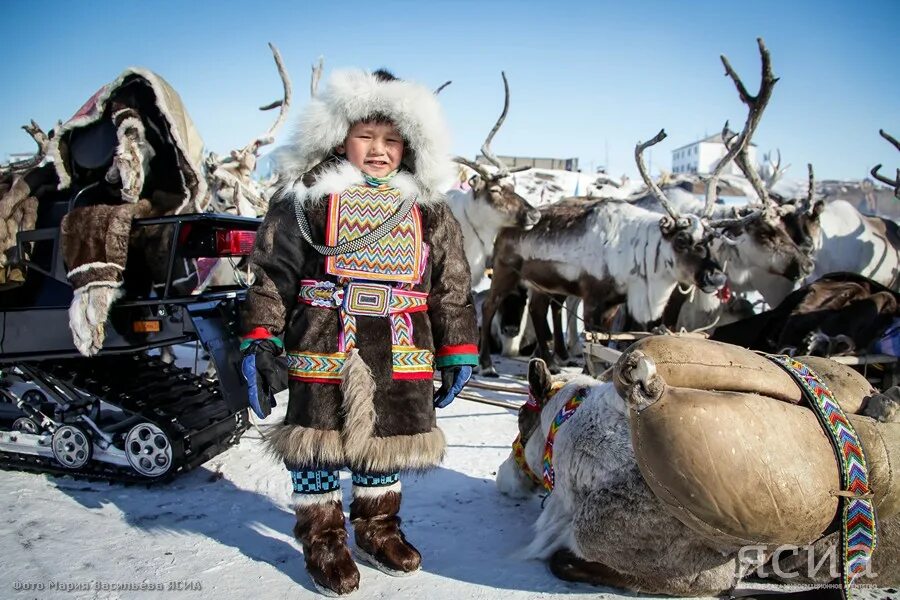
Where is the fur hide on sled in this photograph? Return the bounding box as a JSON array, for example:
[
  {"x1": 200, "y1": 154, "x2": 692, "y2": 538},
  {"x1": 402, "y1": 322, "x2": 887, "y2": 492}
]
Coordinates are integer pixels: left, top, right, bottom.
[{"x1": 0, "y1": 69, "x2": 207, "y2": 355}]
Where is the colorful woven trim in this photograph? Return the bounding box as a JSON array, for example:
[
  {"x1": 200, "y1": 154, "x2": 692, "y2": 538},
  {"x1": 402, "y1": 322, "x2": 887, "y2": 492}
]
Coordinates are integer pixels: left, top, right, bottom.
[
  {"x1": 392, "y1": 345, "x2": 434, "y2": 380},
  {"x1": 435, "y1": 344, "x2": 479, "y2": 368},
  {"x1": 769, "y1": 355, "x2": 876, "y2": 597},
  {"x1": 541, "y1": 387, "x2": 588, "y2": 491},
  {"x1": 351, "y1": 471, "x2": 399, "y2": 487},
  {"x1": 325, "y1": 186, "x2": 423, "y2": 283},
  {"x1": 512, "y1": 434, "x2": 543, "y2": 488},
  {"x1": 391, "y1": 313, "x2": 414, "y2": 346},
  {"x1": 290, "y1": 468, "x2": 341, "y2": 494},
  {"x1": 239, "y1": 327, "x2": 284, "y2": 352},
  {"x1": 287, "y1": 351, "x2": 346, "y2": 384},
  {"x1": 512, "y1": 380, "x2": 571, "y2": 490}
]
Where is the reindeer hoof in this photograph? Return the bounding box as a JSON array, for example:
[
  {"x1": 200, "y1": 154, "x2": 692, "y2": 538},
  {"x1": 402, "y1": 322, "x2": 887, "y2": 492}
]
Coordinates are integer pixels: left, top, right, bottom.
[{"x1": 480, "y1": 365, "x2": 499, "y2": 378}]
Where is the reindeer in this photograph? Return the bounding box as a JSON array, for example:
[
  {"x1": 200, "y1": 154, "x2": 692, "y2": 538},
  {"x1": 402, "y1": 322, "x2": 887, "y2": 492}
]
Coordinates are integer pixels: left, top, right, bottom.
[
  {"x1": 485, "y1": 40, "x2": 780, "y2": 372},
  {"x1": 447, "y1": 72, "x2": 541, "y2": 288},
  {"x1": 161, "y1": 45, "x2": 292, "y2": 371},
  {"x1": 477, "y1": 138, "x2": 748, "y2": 375},
  {"x1": 750, "y1": 130, "x2": 900, "y2": 307}
]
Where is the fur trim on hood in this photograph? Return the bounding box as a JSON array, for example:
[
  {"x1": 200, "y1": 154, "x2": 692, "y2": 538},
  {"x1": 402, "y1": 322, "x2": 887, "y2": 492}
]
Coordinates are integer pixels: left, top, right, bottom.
[
  {"x1": 289, "y1": 160, "x2": 430, "y2": 207},
  {"x1": 279, "y1": 69, "x2": 454, "y2": 199}
]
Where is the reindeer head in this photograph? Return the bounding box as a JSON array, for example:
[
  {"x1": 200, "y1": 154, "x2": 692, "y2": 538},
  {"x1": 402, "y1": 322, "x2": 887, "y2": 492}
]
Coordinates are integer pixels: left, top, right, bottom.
[
  {"x1": 496, "y1": 358, "x2": 562, "y2": 497},
  {"x1": 457, "y1": 162, "x2": 542, "y2": 230},
  {"x1": 454, "y1": 72, "x2": 541, "y2": 231},
  {"x1": 642, "y1": 39, "x2": 815, "y2": 292},
  {"x1": 660, "y1": 213, "x2": 728, "y2": 293},
  {"x1": 716, "y1": 201, "x2": 816, "y2": 282}
]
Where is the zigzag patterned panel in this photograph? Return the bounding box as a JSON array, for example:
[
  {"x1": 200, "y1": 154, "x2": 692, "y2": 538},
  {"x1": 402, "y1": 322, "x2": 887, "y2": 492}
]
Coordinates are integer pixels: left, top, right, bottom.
[{"x1": 325, "y1": 186, "x2": 423, "y2": 283}]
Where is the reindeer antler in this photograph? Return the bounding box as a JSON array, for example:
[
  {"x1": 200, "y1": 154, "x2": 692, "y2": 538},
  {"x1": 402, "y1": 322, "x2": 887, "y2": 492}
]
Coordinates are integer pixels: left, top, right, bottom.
[
  {"x1": 249, "y1": 43, "x2": 292, "y2": 152},
  {"x1": 0, "y1": 120, "x2": 50, "y2": 176},
  {"x1": 762, "y1": 149, "x2": 790, "y2": 190},
  {"x1": 456, "y1": 72, "x2": 528, "y2": 181},
  {"x1": 806, "y1": 163, "x2": 815, "y2": 209},
  {"x1": 205, "y1": 43, "x2": 293, "y2": 216},
  {"x1": 871, "y1": 129, "x2": 900, "y2": 199},
  {"x1": 705, "y1": 37, "x2": 779, "y2": 218},
  {"x1": 480, "y1": 72, "x2": 511, "y2": 176},
  {"x1": 453, "y1": 155, "x2": 492, "y2": 181},
  {"x1": 310, "y1": 56, "x2": 323, "y2": 98},
  {"x1": 479, "y1": 72, "x2": 529, "y2": 176},
  {"x1": 434, "y1": 80, "x2": 452, "y2": 95},
  {"x1": 635, "y1": 129, "x2": 681, "y2": 222}
]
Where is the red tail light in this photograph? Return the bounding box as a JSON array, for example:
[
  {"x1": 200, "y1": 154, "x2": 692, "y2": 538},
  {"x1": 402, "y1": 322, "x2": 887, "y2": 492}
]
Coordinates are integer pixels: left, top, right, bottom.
[{"x1": 215, "y1": 230, "x2": 256, "y2": 256}]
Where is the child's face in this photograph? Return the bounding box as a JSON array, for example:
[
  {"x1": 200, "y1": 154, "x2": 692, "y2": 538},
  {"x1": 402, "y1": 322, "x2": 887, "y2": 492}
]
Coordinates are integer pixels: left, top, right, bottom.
[{"x1": 338, "y1": 121, "x2": 404, "y2": 178}]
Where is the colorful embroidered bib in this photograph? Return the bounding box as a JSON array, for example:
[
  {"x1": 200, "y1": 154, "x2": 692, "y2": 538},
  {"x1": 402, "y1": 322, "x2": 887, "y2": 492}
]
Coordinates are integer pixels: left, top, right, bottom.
[{"x1": 325, "y1": 186, "x2": 423, "y2": 284}]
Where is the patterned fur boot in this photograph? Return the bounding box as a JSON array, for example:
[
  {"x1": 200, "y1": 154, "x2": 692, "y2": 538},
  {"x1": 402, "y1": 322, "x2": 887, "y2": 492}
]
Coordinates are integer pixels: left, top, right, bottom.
[
  {"x1": 293, "y1": 495, "x2": 360, "y2": 596},
  {"x1": 350, "y1": 478, "x2": 421, "y2": 576}
]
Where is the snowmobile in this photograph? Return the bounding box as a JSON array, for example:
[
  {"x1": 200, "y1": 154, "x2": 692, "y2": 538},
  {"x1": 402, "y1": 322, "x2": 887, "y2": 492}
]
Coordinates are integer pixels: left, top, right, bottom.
[
  {"x1": 0, "y1": 209, "x2": 258, "y2": 482},
  {"x1": 0, "y1": 69, "x2": 262, "y2": 482}
]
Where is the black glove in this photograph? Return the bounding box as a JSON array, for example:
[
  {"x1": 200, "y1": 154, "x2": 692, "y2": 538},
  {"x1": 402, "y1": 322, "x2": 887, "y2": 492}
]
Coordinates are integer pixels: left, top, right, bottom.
[
  {"x1": 433, "y1": 365, "x2": 473, "y2": 408},
  {"x1": 241, "y1": 339, "x2": 288, "y2": 418}
]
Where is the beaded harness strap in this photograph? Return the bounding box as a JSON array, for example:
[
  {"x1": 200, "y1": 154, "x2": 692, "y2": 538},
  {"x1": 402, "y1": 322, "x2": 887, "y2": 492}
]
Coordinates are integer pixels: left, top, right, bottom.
[
  {"x1": 768, "y1": 354, "x2": 877, "y2": 599},
  {"x1": 512, "y1": 384, "x2": 587, "y2": 492}
]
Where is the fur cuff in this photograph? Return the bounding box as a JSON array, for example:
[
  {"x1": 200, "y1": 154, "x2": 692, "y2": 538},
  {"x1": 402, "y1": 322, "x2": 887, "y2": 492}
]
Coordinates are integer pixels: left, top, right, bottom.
[
  {"x1": 68, "y1": 283, "x2": 124, "y2": 356},
  {"x1": 352, "y1": 481, "x2": 402, "y2": 498},
  {"x1": 290, "y1": 489, "x2": 343, "y2": 508},
  {"x1": 265, "y1": 348, "x2": 446, "y2": 472}
]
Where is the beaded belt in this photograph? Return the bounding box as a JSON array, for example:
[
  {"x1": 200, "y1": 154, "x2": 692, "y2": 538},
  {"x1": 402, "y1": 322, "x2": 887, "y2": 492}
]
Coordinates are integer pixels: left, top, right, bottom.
[
  {"x1": 291, "y1": 279, "x2": 433, "y2": 382},
  {"x1": 298, "y1": 279, "x2": 428, "y2": 316}
]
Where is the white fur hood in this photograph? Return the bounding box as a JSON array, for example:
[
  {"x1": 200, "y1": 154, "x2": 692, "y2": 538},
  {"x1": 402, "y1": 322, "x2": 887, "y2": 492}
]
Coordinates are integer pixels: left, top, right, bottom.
[{"x1": 279, "y1": 69, "x2": 455, "y2": 199}]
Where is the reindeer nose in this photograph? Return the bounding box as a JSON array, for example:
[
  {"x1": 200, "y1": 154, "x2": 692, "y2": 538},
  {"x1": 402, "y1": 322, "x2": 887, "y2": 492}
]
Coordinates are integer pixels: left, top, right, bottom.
[
  {"x1": 524, "y1": 209, "x2": 541, "y2": 230},
  {"x1": 701, "y1": 270, "x2": 727, "y2": 293}
]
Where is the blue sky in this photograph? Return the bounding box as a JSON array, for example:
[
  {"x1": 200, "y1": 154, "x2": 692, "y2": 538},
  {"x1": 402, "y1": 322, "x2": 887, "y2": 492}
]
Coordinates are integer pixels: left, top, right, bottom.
[{"x1": 2, "y1": 0, "x2": 897, "y2": 181}]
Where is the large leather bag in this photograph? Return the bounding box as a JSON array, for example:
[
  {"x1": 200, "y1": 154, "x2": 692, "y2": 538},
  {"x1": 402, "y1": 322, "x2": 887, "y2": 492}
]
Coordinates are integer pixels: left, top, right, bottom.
[{"x1": 612, "y1": 336, "x2": 899, "y2": 548}]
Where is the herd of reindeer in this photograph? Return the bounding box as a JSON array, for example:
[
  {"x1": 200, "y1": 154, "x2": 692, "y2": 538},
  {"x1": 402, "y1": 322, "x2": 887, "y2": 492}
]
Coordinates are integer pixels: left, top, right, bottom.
[
  {"x1": 450, "y1": 39, "x2": 900, "y2": 377},
  {"x1": 3, "y1": 40, "x2": 898, "y2": 377}
]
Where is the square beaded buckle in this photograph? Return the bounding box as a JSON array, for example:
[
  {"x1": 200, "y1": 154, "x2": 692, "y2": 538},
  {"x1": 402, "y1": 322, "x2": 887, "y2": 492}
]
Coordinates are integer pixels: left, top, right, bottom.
[{"x1": 344, "y1": 282, "x2": 391, "y2": 317}]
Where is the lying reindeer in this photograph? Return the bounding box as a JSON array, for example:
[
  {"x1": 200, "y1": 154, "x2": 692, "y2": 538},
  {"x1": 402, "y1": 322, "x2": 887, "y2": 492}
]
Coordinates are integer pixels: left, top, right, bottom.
[{"x1": 496, "y1": 337, "x2": 900, "y2": 596}]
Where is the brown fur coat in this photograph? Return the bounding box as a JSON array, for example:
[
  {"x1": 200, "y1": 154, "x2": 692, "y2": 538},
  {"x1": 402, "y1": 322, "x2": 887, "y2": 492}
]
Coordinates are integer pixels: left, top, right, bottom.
[{"x1": 243, "y1": 160, "x2": 477, "y2": 473}]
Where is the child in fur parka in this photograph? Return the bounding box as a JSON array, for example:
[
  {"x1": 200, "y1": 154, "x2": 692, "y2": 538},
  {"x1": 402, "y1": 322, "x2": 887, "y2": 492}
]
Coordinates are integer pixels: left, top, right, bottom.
[{"x1": 240, "y1": 68, "x2": 479, "y2": 596}]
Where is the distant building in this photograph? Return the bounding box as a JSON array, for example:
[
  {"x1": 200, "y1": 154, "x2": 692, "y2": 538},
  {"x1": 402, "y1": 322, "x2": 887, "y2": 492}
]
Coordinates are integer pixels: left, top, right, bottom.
[
  {"x1": 476, "y1": 154, "x2": 578, "y2": 172},
  {"x1": 3, "y1": 152, "x2": 34, "y2": 164},
  {"x1": 671, "y1": 131, "x2": 757, "y2": 176}
]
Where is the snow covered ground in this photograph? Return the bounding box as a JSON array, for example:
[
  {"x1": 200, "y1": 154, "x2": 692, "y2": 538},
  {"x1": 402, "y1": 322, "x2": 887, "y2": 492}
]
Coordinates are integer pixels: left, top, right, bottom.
[
  {"x1": 0, "y1": 355, "x2": 647, "y2": 600},
  {"x1": 0, "y1": 349, "x2": 895, "y2": 600}
]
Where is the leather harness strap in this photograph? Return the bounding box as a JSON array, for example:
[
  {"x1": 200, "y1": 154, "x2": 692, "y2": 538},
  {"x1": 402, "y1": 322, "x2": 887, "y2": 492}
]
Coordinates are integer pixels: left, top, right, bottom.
[{"x1": 768, "y1": 354, "x2": 877, "y2": 600}]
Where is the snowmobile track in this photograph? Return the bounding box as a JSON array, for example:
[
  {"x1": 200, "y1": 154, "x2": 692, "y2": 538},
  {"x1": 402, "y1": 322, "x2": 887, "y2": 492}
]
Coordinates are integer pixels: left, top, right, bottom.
[{"x1": 0, "y1": 353, "x2": 248, "y2": 484}]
